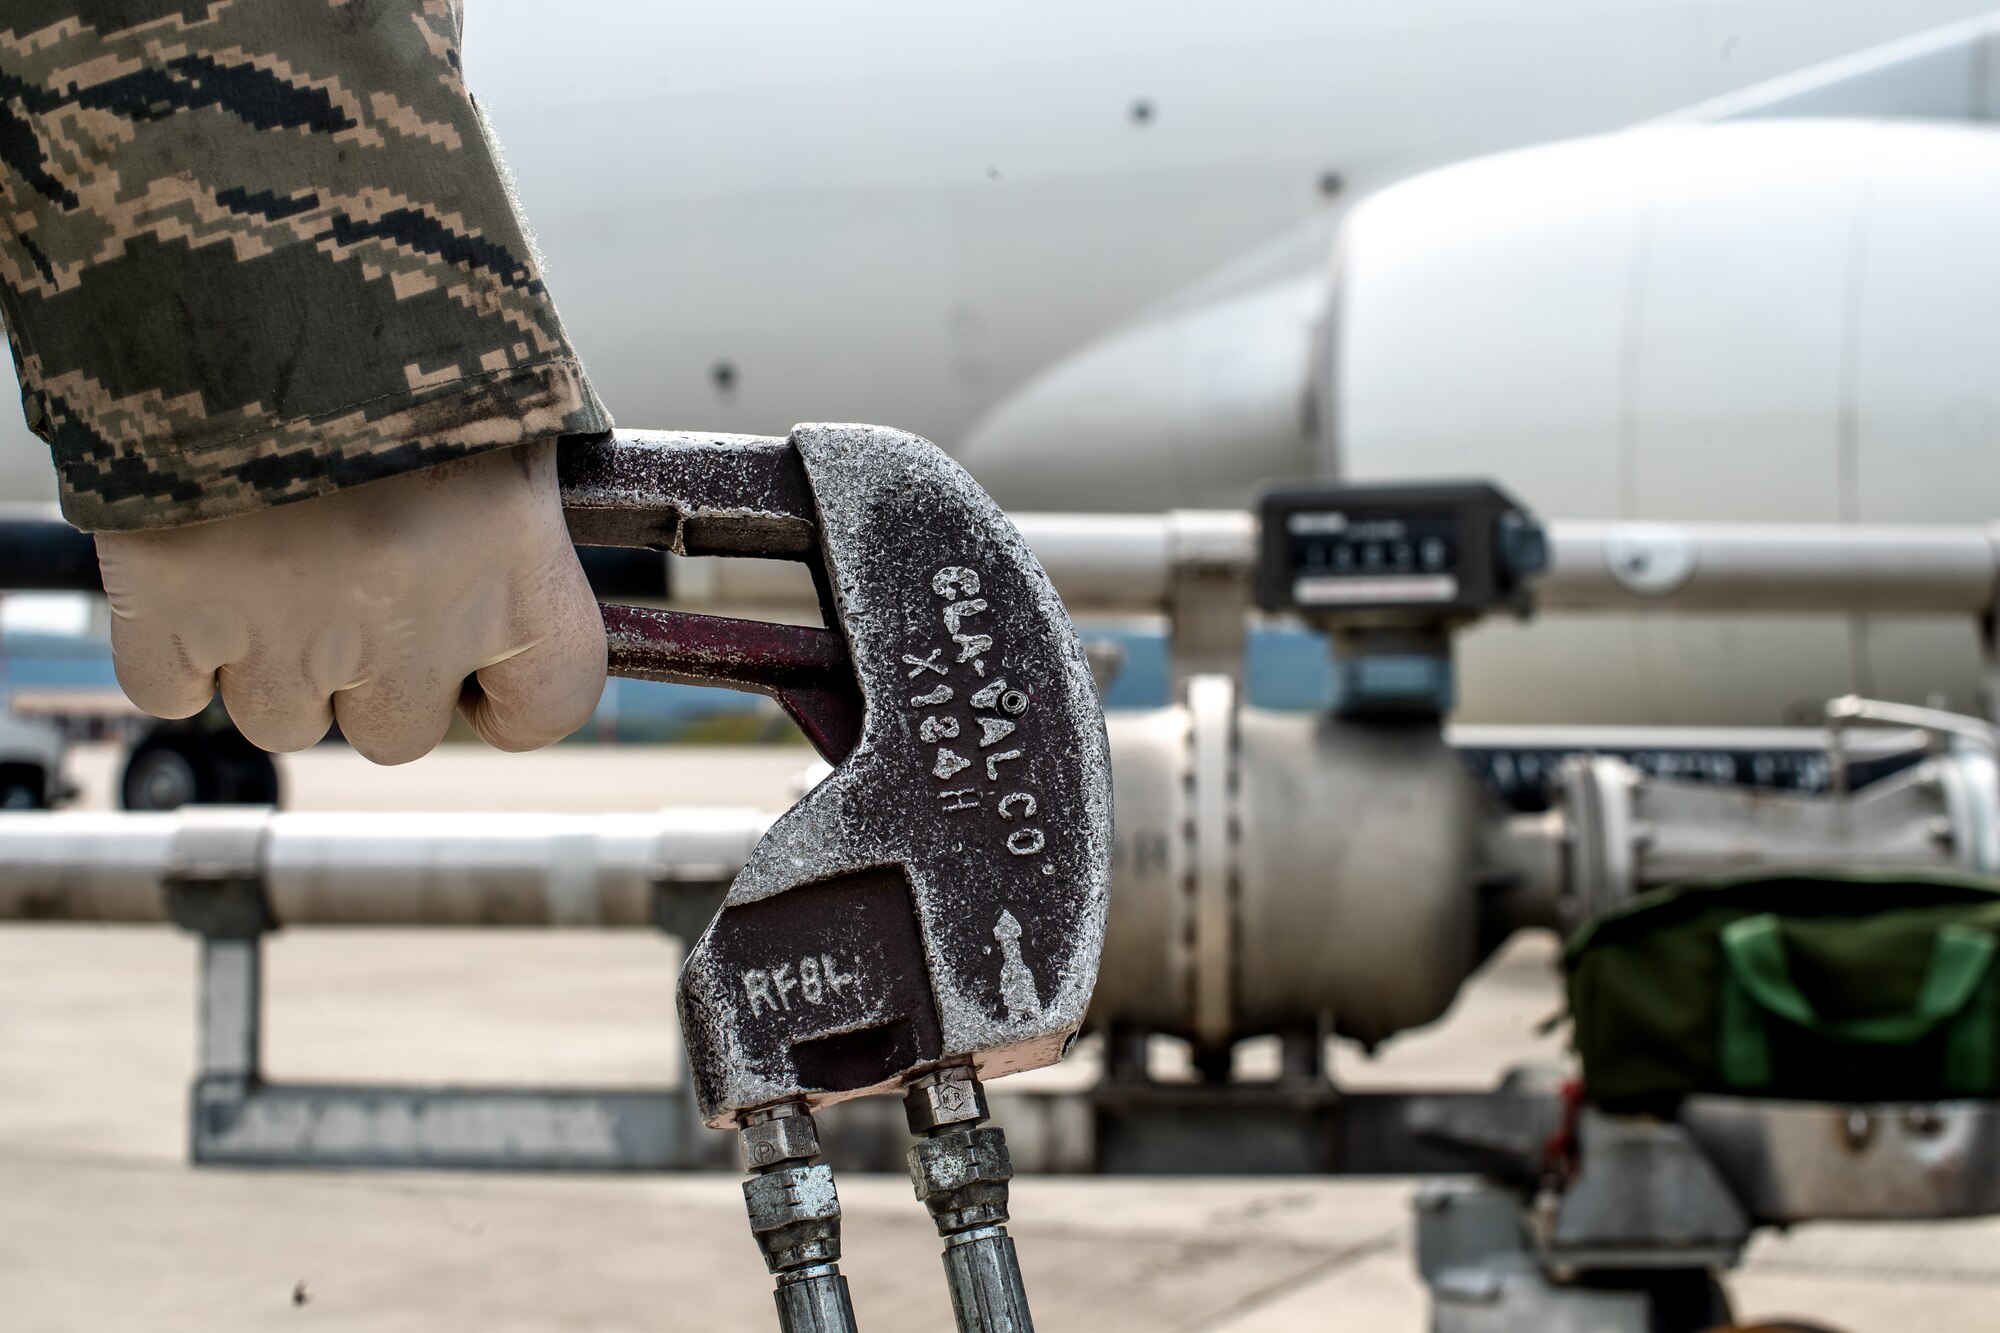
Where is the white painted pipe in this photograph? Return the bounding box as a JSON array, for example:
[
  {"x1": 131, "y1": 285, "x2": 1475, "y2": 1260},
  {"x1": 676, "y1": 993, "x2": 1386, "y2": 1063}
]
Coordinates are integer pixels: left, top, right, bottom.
[
  {"x1": 671, "y1": 516, "x2": 2000, "y2": 618},
  {"x1": 1536, "y1": 522, "x2": 2000, "y2": 615},
  {"x1": 0, "y1": 808, "x2": 773, "y2": 927}
]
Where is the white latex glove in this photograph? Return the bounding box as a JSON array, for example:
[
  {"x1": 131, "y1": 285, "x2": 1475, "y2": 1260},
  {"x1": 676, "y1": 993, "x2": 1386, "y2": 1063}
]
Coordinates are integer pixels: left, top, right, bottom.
[{"x1": 95, "y1": 440, "x2": 606, "y2": 764}]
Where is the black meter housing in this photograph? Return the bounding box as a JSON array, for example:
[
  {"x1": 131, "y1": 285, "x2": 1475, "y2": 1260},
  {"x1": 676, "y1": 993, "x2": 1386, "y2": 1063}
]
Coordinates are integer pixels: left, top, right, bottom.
[
  {"x1": 1256, "y1": 480, "x2": 1545, "y2": 624},
  {"x1": 1256, "y1": 480, "x2": 1546, "y2": 718}
]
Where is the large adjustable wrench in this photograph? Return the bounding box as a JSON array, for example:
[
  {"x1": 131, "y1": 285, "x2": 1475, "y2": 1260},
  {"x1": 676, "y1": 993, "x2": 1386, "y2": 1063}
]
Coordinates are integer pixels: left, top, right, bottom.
[{"x1": 561, "y1": 424, "x2": 1112, "y2": 1333}]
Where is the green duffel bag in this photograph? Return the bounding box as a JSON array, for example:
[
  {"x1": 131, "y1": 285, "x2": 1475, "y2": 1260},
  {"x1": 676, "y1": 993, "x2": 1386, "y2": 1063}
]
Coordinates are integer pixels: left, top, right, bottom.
[{"x1": 1564, "y1": 870, "x2": 2000, "y2": 1109}]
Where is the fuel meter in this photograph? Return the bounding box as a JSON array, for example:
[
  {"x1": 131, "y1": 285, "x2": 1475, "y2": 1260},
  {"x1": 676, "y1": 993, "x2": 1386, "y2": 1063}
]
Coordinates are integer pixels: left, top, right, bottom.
[
  {"x1": 1256, "y1": 480, "x2": 1545, "y2": 622},
  {"x1": 1256, "y1": 480, "x2": 1546, "y2": 717}
]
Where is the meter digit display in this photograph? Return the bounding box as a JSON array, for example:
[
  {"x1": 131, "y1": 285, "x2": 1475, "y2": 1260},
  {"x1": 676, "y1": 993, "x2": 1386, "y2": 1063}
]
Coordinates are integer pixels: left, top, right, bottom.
[
  {"x1": 1255, "y1": 480, "x2": 1542, "y2": 621},
  {"x1": 1285, "y1": 509, "x2": 1460, "y2": 608}
]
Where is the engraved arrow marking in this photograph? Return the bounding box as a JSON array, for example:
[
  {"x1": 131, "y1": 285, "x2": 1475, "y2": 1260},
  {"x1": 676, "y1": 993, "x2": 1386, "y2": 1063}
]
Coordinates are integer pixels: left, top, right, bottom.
[{"x1": 994, "y1": 910, "x2": 1042, "y2": 1022}]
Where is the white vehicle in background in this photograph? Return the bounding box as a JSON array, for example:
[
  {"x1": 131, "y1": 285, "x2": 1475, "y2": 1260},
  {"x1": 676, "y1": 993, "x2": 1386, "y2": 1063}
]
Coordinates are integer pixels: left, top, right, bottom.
[
  {"x1": 0, "y1": 710, "x2": 67, "y2": 809},
  {"x1": 7, "y1": 673, "x2": 278, "y2": 811},
  {"x1": 0, "y1": 589, "x2": 279, "y2": 811}
]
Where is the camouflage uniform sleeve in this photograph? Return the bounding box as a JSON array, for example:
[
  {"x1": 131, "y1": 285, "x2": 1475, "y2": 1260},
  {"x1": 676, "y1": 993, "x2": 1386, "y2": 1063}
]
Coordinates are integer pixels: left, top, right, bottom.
[{"x1": 0, "y1": 0, "x2": 610, "y2": 531}]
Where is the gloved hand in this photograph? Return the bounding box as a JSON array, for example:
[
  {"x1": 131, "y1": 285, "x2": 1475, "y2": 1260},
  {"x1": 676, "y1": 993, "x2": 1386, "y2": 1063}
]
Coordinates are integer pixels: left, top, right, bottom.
[{"x1": 94, "y1": 440, "x2": 606, "y2": 764}]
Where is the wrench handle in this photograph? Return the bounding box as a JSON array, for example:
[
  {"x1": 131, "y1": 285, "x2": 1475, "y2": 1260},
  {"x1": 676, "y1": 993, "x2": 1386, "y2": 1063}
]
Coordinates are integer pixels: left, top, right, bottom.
[{"x1": 602, "y1": 604, "x2": 863, "y2": 763}]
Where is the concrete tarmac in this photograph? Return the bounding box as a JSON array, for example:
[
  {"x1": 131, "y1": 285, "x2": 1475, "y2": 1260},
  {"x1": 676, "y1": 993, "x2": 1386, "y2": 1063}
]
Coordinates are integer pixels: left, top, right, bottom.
[{"x1": 4, "y1": 743, "x2": 2000, "y2": 1331}]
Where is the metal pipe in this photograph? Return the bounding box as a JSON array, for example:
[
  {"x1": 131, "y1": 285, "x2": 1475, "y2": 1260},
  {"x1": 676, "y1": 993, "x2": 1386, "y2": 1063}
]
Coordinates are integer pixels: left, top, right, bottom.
[
  {"x1": 904, "y1": 1069, "x2": 1035, "y2": 1333},
  {"x1": 0, "y1": 714, "x2": 1980, "y2": 1063},
  {"x1": 0, "y1": 808, "x2": 772, "y2": 926},
  {"x1": 0, "y1": 812, "x2": 179, "y2": 921},
  {"x1": 1537, "y1": 522, "x2": 2000, "y2": 614},
  {"x1": 667, "y1": 515, "x2": 2000, "y2": 619},
  {"x1": 738, "y1": 1104, "x2": 860, "y2": 1333}
]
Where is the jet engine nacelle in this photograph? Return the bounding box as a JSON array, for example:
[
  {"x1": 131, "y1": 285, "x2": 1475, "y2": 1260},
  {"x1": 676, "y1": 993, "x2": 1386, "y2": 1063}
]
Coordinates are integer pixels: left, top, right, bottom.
[
  {"x1": 1329, "y1": 117, "x2": 2000, "y2": 525},
  {"x1": 1328, "y1": 119, "x2": 2000, "y2": 722}
]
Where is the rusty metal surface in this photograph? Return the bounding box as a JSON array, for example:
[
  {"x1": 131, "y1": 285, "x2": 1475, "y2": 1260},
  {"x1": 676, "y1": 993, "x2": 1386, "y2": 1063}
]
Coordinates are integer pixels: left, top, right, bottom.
[
  {"x1": 559, "y1": 429, "x2": 818, "y2": 559},
  {"x1": 603, "y1": 604, "x2": 862, "y2": 762},
  {"x1": 560, "y1": 429, "x2": 856, "y2": 759},
  {"x1": 556, "y1": 425, "x2": 1112, "y2": 1128},
  {"x1": 673, "y1": 424, "x2": 1113, "y2": 1126},
  {"x1": 570, "y1": 423, "x2": 1107, "y2": 1327}
]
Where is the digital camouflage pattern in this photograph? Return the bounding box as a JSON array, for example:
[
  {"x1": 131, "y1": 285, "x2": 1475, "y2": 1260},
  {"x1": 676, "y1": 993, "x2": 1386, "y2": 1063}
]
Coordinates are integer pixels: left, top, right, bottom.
[{"x1": 0, "y1": 0, "x2": 609, "y2": 530}]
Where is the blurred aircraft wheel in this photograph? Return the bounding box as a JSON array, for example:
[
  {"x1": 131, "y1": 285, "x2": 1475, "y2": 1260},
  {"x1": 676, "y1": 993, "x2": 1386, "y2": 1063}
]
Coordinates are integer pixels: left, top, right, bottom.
[
  {"x1": 0, "y1": 767, "x2": 46, "y2": 809},
  {"x1": 215, "y1": 748, "x2": 280, "y2": 805},
  {"x1": 119, "y1": 712, "x2": 281, "y2": 810},
  {"x1": 120, "y1": 731, "x2": 214, "y2": 810}
]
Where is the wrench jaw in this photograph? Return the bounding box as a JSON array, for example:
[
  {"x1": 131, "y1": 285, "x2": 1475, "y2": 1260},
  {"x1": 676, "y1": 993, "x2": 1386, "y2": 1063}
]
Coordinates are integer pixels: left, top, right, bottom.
[
  {"x1": 559, "y1": 429, "x2": 819, "y2": 559},
  {"x1": 562, "y1": 428, "x2": 863, "y2": 761},
  {"x1": 678, "y1": 423, "x2": 1113, "y2": 1128}
]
